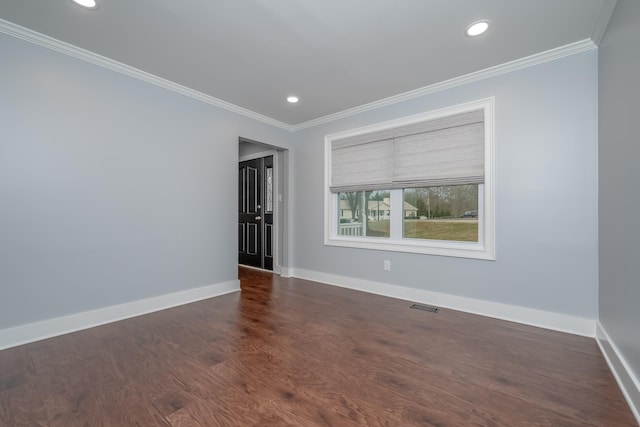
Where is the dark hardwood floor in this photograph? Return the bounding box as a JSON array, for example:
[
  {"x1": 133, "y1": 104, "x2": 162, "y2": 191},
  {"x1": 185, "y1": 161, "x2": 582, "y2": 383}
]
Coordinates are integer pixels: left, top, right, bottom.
[{"x1": 0, "y1": 267, "x2": 636, "y2": 426}]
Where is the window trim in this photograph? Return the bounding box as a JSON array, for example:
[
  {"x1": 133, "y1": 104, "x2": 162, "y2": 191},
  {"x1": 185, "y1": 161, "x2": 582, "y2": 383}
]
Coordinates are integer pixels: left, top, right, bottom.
[{"x1": 324, "y1": 98, "x2": 495, "y2": 260}]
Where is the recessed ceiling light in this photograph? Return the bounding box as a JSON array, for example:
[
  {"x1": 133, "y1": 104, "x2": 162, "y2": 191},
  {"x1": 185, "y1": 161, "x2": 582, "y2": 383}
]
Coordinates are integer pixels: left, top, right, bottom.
[
  {"x1": 466, "y1": 20, "x2": 489, "y2": 37},
  {"x1": 287, "y1": 96, "x2": 299, "y2": 104},
  {"x1": 72, "y1": 0, "x2": 99, "y2": 9}
]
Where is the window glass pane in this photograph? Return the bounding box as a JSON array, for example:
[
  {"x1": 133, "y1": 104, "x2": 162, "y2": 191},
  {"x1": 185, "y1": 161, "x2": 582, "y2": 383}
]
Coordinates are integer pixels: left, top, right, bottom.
[
  {"x1": 403, "y1": 185, "x2": 478, "y2": 242},
  {"x1": 338, "y1": 191, "x2": 390, "y2": 238},
  {"x1": 266, "y1": 167, "x2": 273, "y2": 212}
]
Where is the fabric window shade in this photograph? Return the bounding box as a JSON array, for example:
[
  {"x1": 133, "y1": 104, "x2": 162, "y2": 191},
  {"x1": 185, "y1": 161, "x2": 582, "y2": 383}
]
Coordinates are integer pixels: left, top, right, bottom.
[
  {"x1": 393, "y1": 121, "x2": 484, "y2": 188},
  {"x1": 392, "y1": 110, "x2": 483, "y2": 138},
  {"x1": 330, "y1": 137, "x2": 394, "y2": 192},
  {"x1": 330, "y1": 109, "x2": 484, "y2": 192}
]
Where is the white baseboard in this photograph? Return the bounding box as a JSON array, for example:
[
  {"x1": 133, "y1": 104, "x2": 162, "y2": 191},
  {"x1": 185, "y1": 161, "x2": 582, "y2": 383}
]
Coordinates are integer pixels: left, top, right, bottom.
[
  {"x1": 280, "y1": 266, "x2": 293, "y2": 278},
  {"x1": 0, "y1": 280, "x2": 240, "y2": 351},
  {"x1": 291, "y1": 268, "x2": 596, "y2": 337},
  {"x1": 596, "y1": 322, "x2": 640, "y2": 424}
]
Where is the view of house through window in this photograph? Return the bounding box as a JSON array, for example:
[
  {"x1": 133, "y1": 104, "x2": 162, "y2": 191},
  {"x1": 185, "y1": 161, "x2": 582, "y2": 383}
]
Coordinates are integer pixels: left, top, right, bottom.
[
  {"x1": 403, "y1": 185, "x2": 478, "y2": 242},
  {"x1": 338, "y1": 185, "x2": 478, "y2": 242},
  {"x1": 338, "y1": 191, "x2": 391, "y2": 237}
]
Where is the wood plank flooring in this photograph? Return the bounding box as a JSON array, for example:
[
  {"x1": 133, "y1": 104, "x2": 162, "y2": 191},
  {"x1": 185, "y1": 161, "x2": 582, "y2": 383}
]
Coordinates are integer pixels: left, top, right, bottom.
[{"x1": 0, "y1": 267, "x2": 636, "y2": 426}]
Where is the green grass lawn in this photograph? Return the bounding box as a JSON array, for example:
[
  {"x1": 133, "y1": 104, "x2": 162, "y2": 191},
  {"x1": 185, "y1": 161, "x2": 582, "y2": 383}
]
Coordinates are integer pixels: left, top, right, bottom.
[{"x1": 367, "y1": 219, "x2": 478, "y2": 242}]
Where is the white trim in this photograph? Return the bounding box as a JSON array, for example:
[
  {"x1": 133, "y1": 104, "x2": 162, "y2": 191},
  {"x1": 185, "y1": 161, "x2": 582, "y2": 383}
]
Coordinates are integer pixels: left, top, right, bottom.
[
  {"x1": 265, "y1": 150, "x2": 282, "y2": 274},
  {"x1": 0, "y1": 19, "x2": 291, "y2": 131},
  {"x1": 272, "y1": 152, "x2": 280, "y2": 274},
  {"x1": 324, "y1": 98, "x2": 496, "y2": 261},
  {"x1": 291, "y1": 39, "x2": 596, "y2": 131},
  {"x1": 291, "y1": 268, "x2": 596, "y2": 337},
  {"x1": 324, "y1": 235, "x2": 494, "y2": 260},
  {"x1": 596, "y1": 322, "x2": 640, "y2": 424},
  {"x1": 0, "y1": 18, "x2": 596, "y2": 133},
  {"x1": 0, "y1": 280, "x2": 240, "y2": 351},
  {"x1": 592, "y1": 0, "x2": 618, "y2": 46}
]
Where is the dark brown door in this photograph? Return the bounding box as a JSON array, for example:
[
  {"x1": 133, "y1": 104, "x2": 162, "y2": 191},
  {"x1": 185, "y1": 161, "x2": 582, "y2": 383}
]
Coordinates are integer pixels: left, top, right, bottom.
[{"x1": 238, "y1": 156, "x2": 273, "y2": 270}]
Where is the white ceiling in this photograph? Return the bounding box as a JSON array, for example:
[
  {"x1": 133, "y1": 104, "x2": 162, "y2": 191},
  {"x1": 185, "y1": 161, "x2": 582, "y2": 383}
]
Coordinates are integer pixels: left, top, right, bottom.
[{"x1": 0, "y1": 0, "x2": 613, "y2": 127}]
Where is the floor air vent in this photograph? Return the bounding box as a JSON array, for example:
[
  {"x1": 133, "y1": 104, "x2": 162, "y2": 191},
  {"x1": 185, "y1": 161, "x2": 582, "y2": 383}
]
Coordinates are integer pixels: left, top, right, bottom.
[{"x1": 410, "y1": 303, "x2": 439, "y2": 313}]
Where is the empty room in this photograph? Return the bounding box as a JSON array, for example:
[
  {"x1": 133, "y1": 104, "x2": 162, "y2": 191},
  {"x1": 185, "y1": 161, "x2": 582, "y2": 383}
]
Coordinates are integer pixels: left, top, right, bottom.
[{"x1": 1, "y1": 0, "x2": 638, "y2": 425}]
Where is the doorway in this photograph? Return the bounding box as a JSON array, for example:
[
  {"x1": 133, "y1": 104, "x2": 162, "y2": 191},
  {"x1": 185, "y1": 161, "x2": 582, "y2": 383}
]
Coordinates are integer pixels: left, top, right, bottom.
[
  {"x1": 238, "y1": 155, "x2": 274, "y2": 270},
  {"x1": 238, "y1": 138, "x2": 289, "y2": 275}
]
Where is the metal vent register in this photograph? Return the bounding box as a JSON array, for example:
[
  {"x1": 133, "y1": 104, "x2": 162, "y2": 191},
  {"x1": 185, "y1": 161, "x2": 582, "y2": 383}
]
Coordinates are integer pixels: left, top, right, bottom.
[{"x1": 409, "y1": 303, "x2": 440, "y2": 313}]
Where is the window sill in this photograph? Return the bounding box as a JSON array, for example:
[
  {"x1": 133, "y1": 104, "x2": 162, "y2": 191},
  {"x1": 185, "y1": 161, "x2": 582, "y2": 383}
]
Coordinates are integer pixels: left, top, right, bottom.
[{"x1": 324, "y1": 236, "x2": 495, "y2": 260}]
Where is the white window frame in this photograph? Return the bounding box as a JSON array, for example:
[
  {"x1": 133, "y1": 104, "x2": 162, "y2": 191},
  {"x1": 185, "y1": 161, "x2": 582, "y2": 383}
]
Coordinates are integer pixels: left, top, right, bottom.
[{"x1": 324, "y1": 97, "x2": 495, "y2": 260}]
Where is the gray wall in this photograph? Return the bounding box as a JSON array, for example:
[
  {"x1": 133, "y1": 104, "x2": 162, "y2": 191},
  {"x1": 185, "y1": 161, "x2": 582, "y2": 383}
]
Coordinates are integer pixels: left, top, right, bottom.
[
  {"x1": 293, "y1": 50, "x2": 599, "y2": 318},
  {"x1": 0, "y1": 33, "x2": 293, "y2": 329},
  {"x1": 599, "y1": 0, "x2": 640, "y2": 382},
  {"x1": 0, "y1": 25, "x2": 604, "y2": 333}
]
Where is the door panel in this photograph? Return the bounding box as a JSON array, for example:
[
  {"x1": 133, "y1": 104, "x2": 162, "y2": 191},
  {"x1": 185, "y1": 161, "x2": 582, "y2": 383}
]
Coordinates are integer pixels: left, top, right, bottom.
[
  {"x1": 247, "y1": 166, "x2": 258, "y2": 213},
  {"x1": 238, "y1": 156, "x2": 274, "y2": 270},
  {"x1": 239, "y1": 158, "x2": 262, "y2": 267}
]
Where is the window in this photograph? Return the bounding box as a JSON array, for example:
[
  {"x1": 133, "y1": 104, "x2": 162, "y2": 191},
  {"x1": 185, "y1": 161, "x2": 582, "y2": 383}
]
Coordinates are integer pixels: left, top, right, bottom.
[
  {"x1": 338, "y1": 190, "x2": 391, "y2": 237},
  {"x1": 324, "y1": 98, "x2": 495, "y2": 260},
  {"x1": 403, "y1": 185, "x2": 479, "y2": 242}
]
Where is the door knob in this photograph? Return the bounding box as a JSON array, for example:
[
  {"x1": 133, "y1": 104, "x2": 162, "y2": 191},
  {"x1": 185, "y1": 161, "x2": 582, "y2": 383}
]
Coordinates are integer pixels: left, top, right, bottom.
[{"x1": 255, "y1": 216, "x2": 262, "y2": 220}]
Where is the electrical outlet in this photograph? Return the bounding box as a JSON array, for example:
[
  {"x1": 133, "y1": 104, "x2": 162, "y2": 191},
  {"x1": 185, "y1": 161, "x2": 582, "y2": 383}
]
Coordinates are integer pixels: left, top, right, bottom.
[{"x1": 384, "y1": 260, "x2": 391, "y2": 271}]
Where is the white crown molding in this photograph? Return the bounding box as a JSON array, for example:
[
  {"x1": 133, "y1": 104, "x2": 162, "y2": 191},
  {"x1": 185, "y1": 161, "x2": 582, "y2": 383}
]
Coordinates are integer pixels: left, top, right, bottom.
[
  {"x1": 0, "y1": 18, "x2": 292, "y2": 131},
  {"x1": 1, "y1": 18, "x2": 597, "y2": 133},
  {"x1": 291, "y1": 268, "x2": 596, "y2": 337},
  {"x1": 0, "y1": 279, "x2": 240, "y2": 351},
  {"x1": 290, "y1": 39, "x2": 597, "y2": 132},
  {"x1": 592, "y1": 0, "x2": 618, "y2": 46},
  {"x1": 596, "y1": 322, "x2": 640, "y2": 424}
]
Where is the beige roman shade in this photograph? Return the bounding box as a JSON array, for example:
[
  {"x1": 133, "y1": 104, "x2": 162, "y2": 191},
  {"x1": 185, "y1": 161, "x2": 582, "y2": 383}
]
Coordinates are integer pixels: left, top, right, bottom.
[
  {"x1": 330, "y1": 109, "x2": 484, "y2": 192},
  {"x1": 329, "y1": 129, "x2": 394, "y2": 193}
]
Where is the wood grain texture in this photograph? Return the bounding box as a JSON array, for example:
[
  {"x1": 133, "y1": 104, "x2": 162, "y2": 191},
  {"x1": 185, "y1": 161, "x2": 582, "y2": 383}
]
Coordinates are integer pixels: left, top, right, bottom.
[{"x1": 0, "y1": 266, "x2": 636, "y2": 426}]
